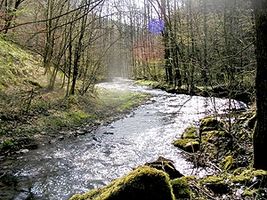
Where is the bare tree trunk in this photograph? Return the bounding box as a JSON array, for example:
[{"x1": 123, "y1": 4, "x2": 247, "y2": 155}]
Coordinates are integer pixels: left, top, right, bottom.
[
  {"x1": 202, "y1": 0, "x2": 208, "y2": 84},
  {"x1": 2, "y1": 0, "x2": 25, "y2": 34},
  {"x1": 70, "y1": 7, "x2": 87, "y2": 95},
  {"x1": 252, "y1": 0, "x2": 267, "y2": 170}
]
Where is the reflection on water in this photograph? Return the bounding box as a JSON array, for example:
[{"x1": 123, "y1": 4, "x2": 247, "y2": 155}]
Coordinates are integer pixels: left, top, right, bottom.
[{"x1": 1, "y1": 78, "x2": 246, "y2": 200}]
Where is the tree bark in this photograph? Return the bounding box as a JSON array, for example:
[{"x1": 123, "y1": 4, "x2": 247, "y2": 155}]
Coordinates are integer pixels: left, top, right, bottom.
[{"x1": 252, "y1": 0, "x2": 267, "y2": 170}]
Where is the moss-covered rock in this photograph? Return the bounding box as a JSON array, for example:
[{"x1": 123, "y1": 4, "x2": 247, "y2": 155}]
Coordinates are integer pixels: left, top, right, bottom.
[
  {"x1": 242, "y1": 188, "x2": 258, "y2": 197},
  {"x1": 201, "y1": 176, "x2": 230, "y2": 194},
  {"x1": 200, "y1": 117, "x2": 224, "y2": 132},
  {"x1": 145, "y1": 156, "x2": 183, "y2": 179},
  {"x1": 0, "y1": 137, "x2": 38, "y2": 155},
  {"x1": 231, "y1": 168, "x2": 267, "y2": 186},
  {"x1": 201, "y1": 130, "x2": 225, "y2": 143},
  {"x1": 171, "y1": 177, "x2": 192, "y2": 199},
  {"x1": 69, "y1": 166, "x2": 176, "y2": 200},
  {"x1": 173, "y1": 138, "x2": 200, "y2": 153},
  {"x1": 181, "y1": 126, "x2": 198, "y2": 139}
]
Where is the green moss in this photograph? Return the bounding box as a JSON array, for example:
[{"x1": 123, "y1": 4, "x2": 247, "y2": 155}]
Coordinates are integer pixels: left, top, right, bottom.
[
  {"x1": 200, "y1": 117, "x2": 224, "y2": 132},
  {"x1": 0, "y1": 36, "x2": 41, "y2": 88},
  {"x1": 182, "y1": 126, "x2": 198, "y2": 139},
  {"x1": 182, "y1": 176, "x2": 197, "y2": 182},
  {"x1": 220, "y1": 155, "x2": 234, "y2": 171},
  {"x1": 201, "y1": 176, "x2": 229, "y2": 194},
  {"x1": 202, "y1": 130, "x2": 225, "y2": 138},
  {"x1": 135, "y1": 80, "x2": 160, "y2": 87},
  {"x1": 243, "y1": 188, "x2": 258, "y2": 197},
  {"x1": 70, "y1": 166, "x2": 175, "y2": 200},
  {"x1": 37, "y1": 109, "x2": 92, "y2": 131},
  {"x1": 231, "y1": 175, "x2": 250, "y2": 183},
  {"x1": 0, "y1": 139, "x2": 14, "y2": 150},
  {"x1": 230, "y1": 168, "x2": 267, "y2": 184},
  {"x1": 171, "y1": 178, "x2": 192, "y2": 199},
  {"x1": 173, "y1": 138, "x2": 200, "y2": 153},
  {"x1": 97, "y1": 89, "x2": 149, "y2": 113},
  {"x1": 201, "y1": 176, "x2": 224, "y2": 185}
]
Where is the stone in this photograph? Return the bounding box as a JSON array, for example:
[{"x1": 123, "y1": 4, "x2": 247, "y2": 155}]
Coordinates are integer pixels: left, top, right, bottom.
[
  {"x1": 173, "y1": 139, "x2": 200, "y2": 153},
  {"x1": 201, "y1": 176, "x2": 230, "y2": 194},
  {"x1": 17, "y1": 149, "x2": 29, "y2": 154},
  {"x1": 14, "y1": 191, "x2": 33, "y2": 200},
  {"x1": 70, "y1": 166, "x2": 175, "y2": 200},
  {"x1": 181, "y1": 126, "x2": 198, "y2": 139},
  {"x1": 171, "y1": 178, "x2": 192, "y2": 199},
  {"x1": 145, "y1": 156, "x2": 184, "y2": 179},
  {"x1": 200, "y1": 117, "x2": 224, "y2": 132}
]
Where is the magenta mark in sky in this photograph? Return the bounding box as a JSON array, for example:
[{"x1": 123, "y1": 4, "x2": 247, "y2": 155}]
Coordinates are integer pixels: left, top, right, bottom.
[{"x1": 148, "y1": 19, "x2": 165, "y2": 34}]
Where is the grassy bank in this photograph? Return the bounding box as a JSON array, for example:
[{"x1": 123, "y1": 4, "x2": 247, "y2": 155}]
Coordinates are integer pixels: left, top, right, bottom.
[{"x1": 172, "y1": 108, "x2": 267, "y2": 199}]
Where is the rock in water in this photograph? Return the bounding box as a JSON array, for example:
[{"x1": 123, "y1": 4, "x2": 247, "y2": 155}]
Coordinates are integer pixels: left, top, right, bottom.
[
  {"x1": 145, "y1": 156, "x2": 184, "y2": 179},
  {"x1": 69, "y1": 166, "x2": 175, "y2": 200}
]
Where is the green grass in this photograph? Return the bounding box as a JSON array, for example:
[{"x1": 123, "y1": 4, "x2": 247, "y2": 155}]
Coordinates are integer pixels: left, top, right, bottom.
[
  {"x1": 97, "y1": 88, "x2": 149, "y2": 113},
  {"x1": 0, "y1": 36, "x2": 43, "y2": 90}
]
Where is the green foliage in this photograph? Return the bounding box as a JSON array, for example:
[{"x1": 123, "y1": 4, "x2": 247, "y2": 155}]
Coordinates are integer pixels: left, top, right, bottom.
[
  {"x1": 0, "y1": 139, "x2": 14, "y2": 150},
  {"x1": 97, "y1": 88, "x2": 149, "y2": 113},
  {"x1": 36, "y1": 110, "x2": 92, "y2": 131}
]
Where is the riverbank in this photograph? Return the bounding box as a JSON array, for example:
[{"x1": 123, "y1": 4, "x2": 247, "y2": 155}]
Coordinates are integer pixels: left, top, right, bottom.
[
  {"x1": 135, "y1": 79, "x2": 254, "y2": 104},
  {"x1": 172, "y1": 107, "x2": 267, "y2": 199},
  {"x1": 0, "y1": 86, "x2": 149, "y2": 157},
  {"x1": 70, "y1": 108, "x2": 267, "y2": 200},
  {"x1": 0, "y1": 37, "x2": 149, "y2": 158}
]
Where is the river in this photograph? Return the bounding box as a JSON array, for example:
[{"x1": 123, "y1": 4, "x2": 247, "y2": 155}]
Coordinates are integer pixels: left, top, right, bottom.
[{"x1": 0, "y1": 78, "x2": 246, "y2": 200}]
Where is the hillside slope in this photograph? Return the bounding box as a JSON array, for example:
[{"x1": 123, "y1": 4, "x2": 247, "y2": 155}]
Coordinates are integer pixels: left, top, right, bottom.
[{"x1": 0, "y1": 36, "x2": 45, "y2": 91}]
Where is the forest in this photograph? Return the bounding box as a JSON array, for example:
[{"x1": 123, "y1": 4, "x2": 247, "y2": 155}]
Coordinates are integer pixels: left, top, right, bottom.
[{"x1": 0, "y1": 0, "x2": 267, "y2": 199}]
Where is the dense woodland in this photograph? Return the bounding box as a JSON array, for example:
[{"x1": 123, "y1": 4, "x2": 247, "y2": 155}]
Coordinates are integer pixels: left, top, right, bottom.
[
  {"x1": 0, "y1": 0, "x2": 267, "y2": 199},
  {"x1": 0, "y1": 0, "x2": 256, "y2": 96}
]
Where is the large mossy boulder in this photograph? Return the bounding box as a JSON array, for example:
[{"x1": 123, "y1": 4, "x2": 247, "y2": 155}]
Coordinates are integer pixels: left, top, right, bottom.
[
  {"x1": 173, "y1": 138, "x2": 200, "y2": 153},
  {"x1": 70, "y1": 166, "x2": 175, "y2": 200}
]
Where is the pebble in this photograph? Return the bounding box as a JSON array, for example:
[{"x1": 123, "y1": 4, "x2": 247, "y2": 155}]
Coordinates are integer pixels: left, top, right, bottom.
[
  {"x1": 103, "y1": 132, "x2": 114, "y2": 135},
  {"x1": 16, "y1": 149, "x2": 29, "y2": 154},
  {"x1": 58, "y1": 136, "x2": 64, "y2": 141}
]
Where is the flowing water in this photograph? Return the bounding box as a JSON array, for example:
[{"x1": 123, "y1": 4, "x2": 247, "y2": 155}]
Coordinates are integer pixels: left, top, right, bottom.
[{"x1": 0, "y1": 78, "x2": 246, "y2": 200}]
